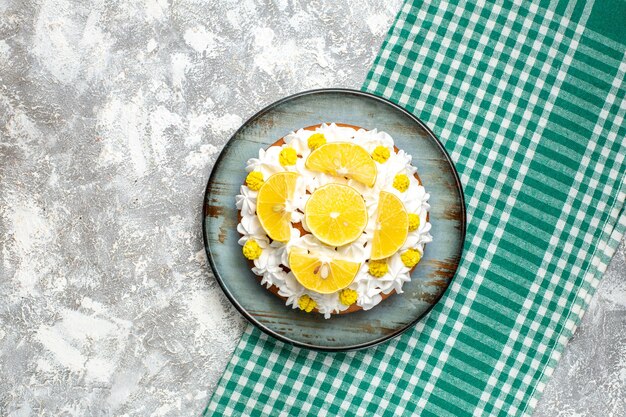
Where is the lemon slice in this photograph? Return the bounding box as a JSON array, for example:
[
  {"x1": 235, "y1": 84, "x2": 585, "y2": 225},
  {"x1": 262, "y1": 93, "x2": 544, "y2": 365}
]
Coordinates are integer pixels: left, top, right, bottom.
[
  {"x1": 305, "y1": 142, "x2": 377, "y2": 187},
  {"x1": 304, "y1": 183, "x2": 368, "y2": 246},
  {"x1": 256, "y1": 172, "x2": 299, "y2": 242},
  {"x1": 289, "y1": 249, "x2": 360, "y2": 294},
  {"x1": 370, "y1": 191, "x2": 409, "y2": 260}
]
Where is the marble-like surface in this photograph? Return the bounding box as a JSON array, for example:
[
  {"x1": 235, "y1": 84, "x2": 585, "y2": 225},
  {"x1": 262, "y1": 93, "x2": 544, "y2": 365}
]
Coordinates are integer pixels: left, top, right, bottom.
[{"x1": 0, "y1": 1, "x2": 623, "y2": 416}]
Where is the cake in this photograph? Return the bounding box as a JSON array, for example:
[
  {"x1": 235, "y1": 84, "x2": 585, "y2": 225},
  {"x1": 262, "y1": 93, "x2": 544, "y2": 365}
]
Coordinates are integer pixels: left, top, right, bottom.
[{"x1": 235, "y1": 123, "x2": 432, "y2": 318}]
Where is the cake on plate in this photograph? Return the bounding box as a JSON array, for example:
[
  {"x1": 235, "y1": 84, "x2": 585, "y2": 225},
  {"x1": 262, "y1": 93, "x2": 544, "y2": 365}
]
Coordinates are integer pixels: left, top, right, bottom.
[{"x1": 235, "y1": 123, "x2": 432, "y2": 318}]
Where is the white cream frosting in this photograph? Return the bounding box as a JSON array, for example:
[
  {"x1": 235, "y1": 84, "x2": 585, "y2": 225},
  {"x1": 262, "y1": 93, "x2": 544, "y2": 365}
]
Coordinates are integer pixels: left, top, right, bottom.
[{"x1": 236, "y1": 123, "x2": 432, "y2": 318}]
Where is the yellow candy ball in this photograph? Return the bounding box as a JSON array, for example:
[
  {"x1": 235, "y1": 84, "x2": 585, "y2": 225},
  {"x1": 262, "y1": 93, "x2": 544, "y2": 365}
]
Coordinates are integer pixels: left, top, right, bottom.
[
  {"x1": 371, "y1": 146, "x2": 390, "y2": 163},
  {"x1": 245, "y1": 171, "x2": 264, "y2": 191},
  {"x1": 339, "y1": 288, "x2": 358, "y2": 306},
  {"x1": 279, "y1": 147, "x2": 298, "y2": 166},
  {"x1": 393, "y1": 174, "x2": 410, "y2": 192},
  {"x1": 401, "y1": 248, "x2": 421, "y2": 268},
  {"x1": 307, "y1": 133, "x2": 326, "y2": 150},
  {"x1": 408, "y1": 214, "x2": 421, "y2": 231},
  {"x1": 368, "y1": 259, "x2": 389, "y2": 277},
  {"x1": 298, "y1": 294, "x2": 317, "y2": 312},
  {"x1": 242, "y1": 240, "x2": 262, "y2": 260}
]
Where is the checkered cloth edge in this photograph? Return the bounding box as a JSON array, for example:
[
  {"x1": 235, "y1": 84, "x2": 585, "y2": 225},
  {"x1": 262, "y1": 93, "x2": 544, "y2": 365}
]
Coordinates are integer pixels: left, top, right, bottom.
[{"x1": 205, "y1": 0, "x2": 626, "y2": 415}]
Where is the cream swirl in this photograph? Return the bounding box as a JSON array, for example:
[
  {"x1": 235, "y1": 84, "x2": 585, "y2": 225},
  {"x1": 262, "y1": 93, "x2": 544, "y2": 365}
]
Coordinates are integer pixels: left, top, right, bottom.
[{"x1": 238, "y1": 123, "x2": 432, "y2": 317}]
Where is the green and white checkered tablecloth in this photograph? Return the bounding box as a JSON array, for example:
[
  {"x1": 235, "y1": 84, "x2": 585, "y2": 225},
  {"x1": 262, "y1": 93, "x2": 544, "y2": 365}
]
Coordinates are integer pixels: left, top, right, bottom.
[{"x1": 205, "y1": 0, "x2": 626, "y2": 415}]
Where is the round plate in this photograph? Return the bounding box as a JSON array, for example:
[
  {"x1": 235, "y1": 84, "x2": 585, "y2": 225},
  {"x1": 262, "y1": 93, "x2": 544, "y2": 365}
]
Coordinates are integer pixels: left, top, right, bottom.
[{"x1": 202, "y1": 88, "x2": 466, "y2": 351}]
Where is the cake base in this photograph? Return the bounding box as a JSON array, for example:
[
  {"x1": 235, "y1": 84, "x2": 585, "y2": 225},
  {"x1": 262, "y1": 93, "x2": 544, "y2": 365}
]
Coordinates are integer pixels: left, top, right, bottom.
[{"x1": 243, "y1": 123, "x2": 424, "y2": 316}]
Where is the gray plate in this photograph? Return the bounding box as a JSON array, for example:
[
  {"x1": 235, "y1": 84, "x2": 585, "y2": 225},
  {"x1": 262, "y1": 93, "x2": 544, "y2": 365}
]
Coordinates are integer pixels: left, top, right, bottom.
[{"x1": 202, "y1": 89, "x2": 466, "y2": 351}]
